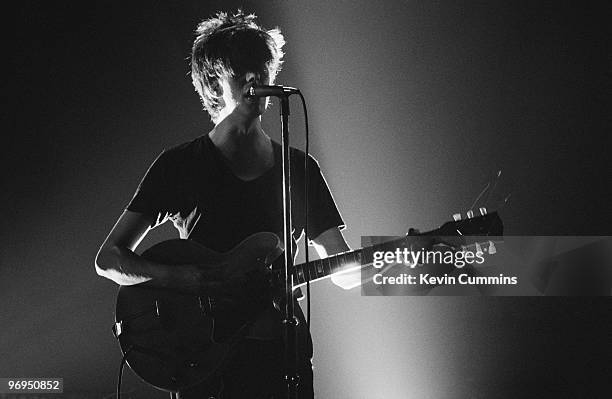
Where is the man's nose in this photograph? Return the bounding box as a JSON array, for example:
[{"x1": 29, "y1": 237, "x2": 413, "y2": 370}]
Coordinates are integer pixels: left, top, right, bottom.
[{"x1": 245, "y1": 71, "x2": 259, "y2": 84}]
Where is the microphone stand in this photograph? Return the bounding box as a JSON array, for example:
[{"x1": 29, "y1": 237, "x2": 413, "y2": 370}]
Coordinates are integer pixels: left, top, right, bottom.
[{"x1": 279, "y1": 94, "x2": 299, "y2": 399}]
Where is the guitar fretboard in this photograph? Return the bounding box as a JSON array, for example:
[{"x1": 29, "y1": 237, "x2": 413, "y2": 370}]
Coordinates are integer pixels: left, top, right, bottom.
[
  {"x1": 289, "y1": 211, "x2": 502, "y2": 286},
  {"x1": 290, "y1": 236, "x2": 412, "y2": 286}
]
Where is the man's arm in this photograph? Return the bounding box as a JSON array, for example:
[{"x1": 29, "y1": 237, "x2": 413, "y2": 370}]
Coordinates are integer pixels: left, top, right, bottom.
[
  {"x1": 95, "y1": 210, "x2": 220, "y2": 293},
  {"x1": 310, "y1": 226, "x2": 350, "y2": 257},
  {"x1": 310, "y1": 226, "x2": 363, "y2": 290}
]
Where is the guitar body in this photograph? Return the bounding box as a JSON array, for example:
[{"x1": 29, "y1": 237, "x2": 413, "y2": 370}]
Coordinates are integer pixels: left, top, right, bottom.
[
  {"x1": 114, "y1": 232, "x2": 282, "y2": 393},
  {"x1": 112, "y1": 211, "x2": 502, "y2": 393}
]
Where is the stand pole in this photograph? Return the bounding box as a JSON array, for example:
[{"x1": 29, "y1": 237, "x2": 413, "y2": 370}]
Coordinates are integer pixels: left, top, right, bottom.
[{"x1": 280, "y1": 95, "x2": 299, "y2": 399}]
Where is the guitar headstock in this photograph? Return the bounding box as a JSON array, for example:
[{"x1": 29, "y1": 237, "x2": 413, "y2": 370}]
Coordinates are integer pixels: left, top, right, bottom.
[
  {"x1": 422, "y1": 207, "x2": 504, "y2": 255},
  {"x1": 436, "y1": 208, "x2": 503, "y2": 237},
  {"x1": 406, "y1": 208, "x2": 503, "y2": 238},
  {"x1": 408, "y1": 208, "x2": 503, "y2": 254}
]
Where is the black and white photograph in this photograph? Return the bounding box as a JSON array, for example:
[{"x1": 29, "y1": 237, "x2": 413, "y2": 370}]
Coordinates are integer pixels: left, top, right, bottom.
[{"x1": 4, "y1": 1, "x2": 611, "y2": 398}]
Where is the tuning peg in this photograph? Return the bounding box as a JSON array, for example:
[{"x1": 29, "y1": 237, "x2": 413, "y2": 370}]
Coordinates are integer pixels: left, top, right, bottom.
[
  {"x1": 479, "y1": 207, "x2": 487, "y2": 216},
  {"x1": 466, "y1": 210, "x2": 474, "y2": 219},
  {"x1": 488, "y1": 241, "x2": 496, "y2": 254},
  {"x1": 453, "y1": 213, "x2": 461, "y2": 221}
]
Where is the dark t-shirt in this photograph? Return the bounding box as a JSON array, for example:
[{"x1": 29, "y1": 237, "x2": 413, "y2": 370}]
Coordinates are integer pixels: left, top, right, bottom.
[
  {"x1": 125, "y1": 134, "x2": 344, "y2": 397},
  {"x1": 127, "y1": 134, "x2": 344, "y2": 251}
]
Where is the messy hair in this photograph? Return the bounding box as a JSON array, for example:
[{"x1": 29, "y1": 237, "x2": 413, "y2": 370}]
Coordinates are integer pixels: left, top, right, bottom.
[{"x1": 190, "y1": 10, "x2": 285, "y2": 122}]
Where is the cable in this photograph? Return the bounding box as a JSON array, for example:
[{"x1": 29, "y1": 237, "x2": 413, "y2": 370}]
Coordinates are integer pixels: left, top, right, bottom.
[
  {"x1": 297, "y1": 91, "x2": 311, "y2": 329},
  {"x1": 116, "y1": 345, "x2": 134, "y2": 399}
]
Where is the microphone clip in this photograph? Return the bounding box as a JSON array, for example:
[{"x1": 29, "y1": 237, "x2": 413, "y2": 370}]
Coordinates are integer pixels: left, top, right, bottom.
[{"x1": 247, "y1": 85, "x2": 300, "y2": 98}]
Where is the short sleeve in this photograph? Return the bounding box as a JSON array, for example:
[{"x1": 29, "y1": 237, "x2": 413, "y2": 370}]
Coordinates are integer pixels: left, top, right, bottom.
[
  {"x1": 304, "y1": 155, "x2": 345, "y2": 241},
  {"x1": 126, "y1": 150, "x2": 176, "y2": 227}
]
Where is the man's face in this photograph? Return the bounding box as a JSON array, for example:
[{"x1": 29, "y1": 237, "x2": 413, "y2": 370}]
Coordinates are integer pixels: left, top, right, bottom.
[{"x1": 218, "y1": 66, "x2": 272, "y2": 121}]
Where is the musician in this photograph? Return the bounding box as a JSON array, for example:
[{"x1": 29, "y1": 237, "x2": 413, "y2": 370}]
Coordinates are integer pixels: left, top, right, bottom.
[{"x1": 95, "y1": 10, "x2": 351, "y2": 398}]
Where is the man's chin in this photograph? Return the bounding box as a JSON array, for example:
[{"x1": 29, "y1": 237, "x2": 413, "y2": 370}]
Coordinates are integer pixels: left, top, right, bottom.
[
  {"x1": 246, "y1": 98, "x2": 268, "y2": 116},
  {"x1": 225, "y1": 103, "x2": 264, "y2": 123}
]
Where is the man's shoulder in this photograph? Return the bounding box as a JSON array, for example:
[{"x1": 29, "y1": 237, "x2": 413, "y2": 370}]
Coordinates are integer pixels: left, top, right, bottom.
[
  {"x1": 163, "y1": 135, "x2": 209, "y2": 158},
  {"x1": 154, "y1": 135, "x2": 212, "y2": 166},
  {"x1": 144, "y1": 135, "x2": 217, "y2": 182}
]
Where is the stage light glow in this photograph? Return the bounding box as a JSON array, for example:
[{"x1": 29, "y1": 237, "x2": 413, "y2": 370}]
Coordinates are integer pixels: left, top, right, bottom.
[{"x1": 330, "y1": 262, "x2": 363, "y2": 290}]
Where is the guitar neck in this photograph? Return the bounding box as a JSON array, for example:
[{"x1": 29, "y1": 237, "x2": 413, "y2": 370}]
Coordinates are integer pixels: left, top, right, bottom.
[
  {"x1": 290, "y1": 211, "x2": 502, "y2": 287},
  {"x1": 291, "y1": 236, "x2": 408, "y2": 287}
]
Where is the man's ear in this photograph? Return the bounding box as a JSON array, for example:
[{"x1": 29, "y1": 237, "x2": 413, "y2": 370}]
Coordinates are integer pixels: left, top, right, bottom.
[
  {"x1": 211, "y1": 79, "x2": 226, "y2": 111},
  {"x1": 211, "y1": 79, "x2": 223, "y2": 97}
]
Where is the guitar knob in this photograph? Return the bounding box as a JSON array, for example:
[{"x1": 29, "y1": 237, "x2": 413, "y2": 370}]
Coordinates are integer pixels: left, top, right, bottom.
[
  {"x1": 198, "y1": 296, "x2": 207, "y2": 315},
  {"x1": 488, "y1": 241, "x2": 497, "y2": 254},
  {"x1": 466, "y1": 210, "x2": 474, "y2": 219},
  {"x1": 479, "y1": 207, "x2": 487, "y2": 216},
  {"x1": 453, "y1": 213, "x2": 461, "y2": 221}
]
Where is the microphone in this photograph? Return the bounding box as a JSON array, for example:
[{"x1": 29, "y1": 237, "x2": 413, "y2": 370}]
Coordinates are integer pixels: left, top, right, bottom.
[{"x1": 247, "y1": 85, "x2": 300, "y2": 98}]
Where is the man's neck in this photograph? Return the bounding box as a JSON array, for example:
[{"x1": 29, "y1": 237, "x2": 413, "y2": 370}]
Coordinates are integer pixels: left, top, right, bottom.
[
  {"x1": 209, "y1": 112, "x2": 273, "y2": 163},
  {"x1": 211, "y1": 113, "x2": 264, "y2": 146}
]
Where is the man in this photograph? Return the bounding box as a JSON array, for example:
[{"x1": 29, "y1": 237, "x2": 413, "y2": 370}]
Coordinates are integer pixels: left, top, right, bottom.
[{"x1": 95, "y1": 10, "x2": 350, "y2": 398}]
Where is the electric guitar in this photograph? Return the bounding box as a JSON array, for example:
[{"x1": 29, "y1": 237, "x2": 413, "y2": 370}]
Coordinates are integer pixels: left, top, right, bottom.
[{"x1": 113, "y1": 210, "x2": 502, "y2": 392}]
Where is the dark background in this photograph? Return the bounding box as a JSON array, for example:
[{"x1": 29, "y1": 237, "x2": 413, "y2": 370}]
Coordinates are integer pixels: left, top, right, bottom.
[{"x1": 4, "y1": 1, "x2": 611, "y2": 398}]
